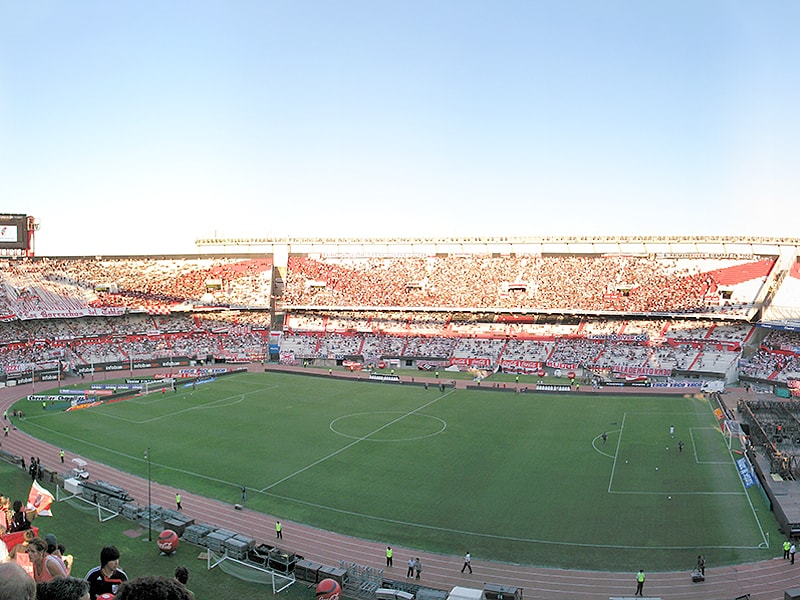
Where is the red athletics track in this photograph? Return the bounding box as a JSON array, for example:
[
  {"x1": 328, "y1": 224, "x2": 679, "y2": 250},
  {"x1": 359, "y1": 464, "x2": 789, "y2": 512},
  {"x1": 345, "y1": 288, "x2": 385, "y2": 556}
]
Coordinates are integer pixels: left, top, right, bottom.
[{"x1": 2, "y1": 365, "x2": 799, "y2": 600}]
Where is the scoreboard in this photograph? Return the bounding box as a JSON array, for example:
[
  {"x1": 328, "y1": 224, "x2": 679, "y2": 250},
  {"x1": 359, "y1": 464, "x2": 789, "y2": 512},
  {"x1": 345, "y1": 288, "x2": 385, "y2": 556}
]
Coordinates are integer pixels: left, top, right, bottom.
[{"x1": 0, "y1": 213, "x2": 36, "y2": 255}]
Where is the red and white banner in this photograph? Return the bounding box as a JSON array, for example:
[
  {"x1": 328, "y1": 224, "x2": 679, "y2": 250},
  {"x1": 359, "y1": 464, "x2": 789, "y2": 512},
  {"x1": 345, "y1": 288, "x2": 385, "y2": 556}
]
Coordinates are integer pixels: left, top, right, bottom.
[
  {"x1": 499, "y1": 359, "x2": 542, "y2": 370},
  {"x1": 279, "y1": 352, "x2": 297, "y2": 365},
  {"x1": 612, "y1": 365, "x2": 671, "y2": 377},
  {"x1": 27, "y1": 480, "x2": 55, "y2": 517},
  {"x1": 450, "y1": 357, "x2": 492, "y2": 368},
  {"x1": 14, "y1": 306, "x2": 125, "y2": 320},
  {"x1": 546, "y1": 361, "x2": 579, "y2": 370}
]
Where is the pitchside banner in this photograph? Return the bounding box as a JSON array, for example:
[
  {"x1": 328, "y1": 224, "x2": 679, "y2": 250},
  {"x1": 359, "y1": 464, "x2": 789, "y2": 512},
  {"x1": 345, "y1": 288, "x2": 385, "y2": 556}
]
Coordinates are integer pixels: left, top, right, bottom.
[
  {"x1": 613, "y1": 365, "x2": 672, "y2": 377},
  {"x1": 499, "y1": 359, "x2": 542, "y2": 370},
  {"x1": 450, "y1": 357, "x2": 492, "y2": 368},
  {"x1": 736, "y1": 457, "x2": 756, "y2": 488},
  {"x1": 74, "y1": 357, "x2": 191, "y2": 374}
]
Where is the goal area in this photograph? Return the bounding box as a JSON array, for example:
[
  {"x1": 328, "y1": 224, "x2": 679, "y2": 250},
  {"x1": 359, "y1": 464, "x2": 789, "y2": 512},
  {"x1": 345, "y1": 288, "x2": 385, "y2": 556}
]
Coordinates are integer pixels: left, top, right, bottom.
[
  {"x1": 722, "y1": 419, "x2": 746, "y2": 451},
  {"x1": 138, "y1": 378, "x2": 175, "y2": 396}
]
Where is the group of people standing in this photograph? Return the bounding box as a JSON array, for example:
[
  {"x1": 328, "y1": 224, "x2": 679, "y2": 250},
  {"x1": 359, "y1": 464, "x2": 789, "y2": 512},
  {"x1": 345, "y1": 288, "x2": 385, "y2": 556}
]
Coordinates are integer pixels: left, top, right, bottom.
[
  {"x1": 385, "y1": 547, "x2": 473, "y2": 579},
  {"x1": 28, "y1": 457, "x2": 43, "y2": 482},
  {"x1": 406, "y1": 557, "x2": 422, "y2": 579},
  {"x1": 784, "y1": 539, "x2": 797, "y2": 564}
]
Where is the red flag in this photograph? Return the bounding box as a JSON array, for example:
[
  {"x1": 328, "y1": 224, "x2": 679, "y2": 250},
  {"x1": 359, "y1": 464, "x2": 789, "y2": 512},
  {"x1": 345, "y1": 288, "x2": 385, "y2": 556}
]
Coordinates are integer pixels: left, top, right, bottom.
[{"x1": 26, "y1": 480, "x2": 55, "y2": 517}]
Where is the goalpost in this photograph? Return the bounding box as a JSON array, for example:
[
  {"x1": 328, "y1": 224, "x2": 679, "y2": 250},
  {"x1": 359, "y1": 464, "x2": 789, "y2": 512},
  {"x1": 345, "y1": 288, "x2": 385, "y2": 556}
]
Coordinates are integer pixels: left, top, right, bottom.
[
  {"x1": 206, "y1": 548, "x2": 296, "y2": 594},
  {"x1": 722, "y1": 419, "x2": 746, "y2": 451},
  {"x1": 139, "y1": 378, "x2": 175, "y2": 396}
]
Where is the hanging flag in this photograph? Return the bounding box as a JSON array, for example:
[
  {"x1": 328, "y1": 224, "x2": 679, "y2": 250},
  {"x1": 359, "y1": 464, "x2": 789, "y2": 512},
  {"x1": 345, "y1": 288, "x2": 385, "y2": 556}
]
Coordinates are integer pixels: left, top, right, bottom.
[{"x1": 26, "y1": 480, "x2": 55, "y2": 517}]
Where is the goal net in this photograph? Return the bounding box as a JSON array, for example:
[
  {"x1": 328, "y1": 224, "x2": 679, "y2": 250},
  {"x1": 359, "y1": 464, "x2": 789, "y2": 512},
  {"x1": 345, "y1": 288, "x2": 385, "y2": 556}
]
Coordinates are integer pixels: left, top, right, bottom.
[
  {"x1": 139, "y1": 378, "x2": 175, "y2": 396},
  {"x1": 206, "y1": 548, "x2": 296, "y2": 594},
  {"x1": 722, "y1": 419, "x2": 746, "y2": 451}
]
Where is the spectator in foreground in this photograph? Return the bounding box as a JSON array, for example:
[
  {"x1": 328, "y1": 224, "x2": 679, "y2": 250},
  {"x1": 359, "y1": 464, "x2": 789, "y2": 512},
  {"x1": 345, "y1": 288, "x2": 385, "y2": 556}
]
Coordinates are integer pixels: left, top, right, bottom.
[
  {"x1": 85, "y1": 545, "x2": 127, "y2": 600},
  {"x1": 44, "y1": 533, "x2": 71, "y2": 575},
  {"x1": 114, "y1": 575, "x2": 193, "y2": 600},
  {"x1": 173, "y1": 566, "x2": 195, "y2": 599},
  {"x1": 26, "y1": 537, "x2": 68, "y2": 583},
  {"x1": 35, "y1": 576, "x2": 90, "y2": 600},
  {"x1": 0, "y1": 562, "x2": 36, "y2": 600}
]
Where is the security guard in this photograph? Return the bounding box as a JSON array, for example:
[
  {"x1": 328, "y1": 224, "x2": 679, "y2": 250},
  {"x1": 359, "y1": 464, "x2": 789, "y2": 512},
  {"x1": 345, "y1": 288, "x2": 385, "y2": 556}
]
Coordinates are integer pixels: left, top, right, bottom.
[
  {"x1": 635, "y1": 569, "x2": 645, "y2": 596},
  {"x1": 386, "y1": 546, "x2": 393, "y2": 567}
]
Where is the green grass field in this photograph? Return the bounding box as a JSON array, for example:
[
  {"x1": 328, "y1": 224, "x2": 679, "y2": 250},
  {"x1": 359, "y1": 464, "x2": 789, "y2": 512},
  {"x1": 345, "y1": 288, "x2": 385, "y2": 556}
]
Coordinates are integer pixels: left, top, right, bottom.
[{"x1": 12, "y1": 370, "x2": 778, "y2": 571}]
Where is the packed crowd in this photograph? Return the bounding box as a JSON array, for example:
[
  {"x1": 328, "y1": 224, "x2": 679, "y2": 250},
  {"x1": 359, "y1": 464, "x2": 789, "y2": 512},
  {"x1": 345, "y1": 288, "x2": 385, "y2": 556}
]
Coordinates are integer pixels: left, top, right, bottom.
[
  {"x1": 1, "y1": 493, "x2": 195, "y2": 599},
  {"x1": 282, "y1": 255, "x2": 773, "y2": 313},
  {"x1": 0, "y1": 301, "x2": 757, "y2": 378},
  {"x1": 286, "y1": 311, "x2": 751, "y2": 342},
  {"x1": 0, "y1": 313, "x2": 271, "y2": 376},
  {"x1": 0, "y1": 257, "x2": 274, "y2": 318},
  {"x1": 740, "y1": 330, "x2": 800, "y2": 383},
  {"x1": 0, "y1": 253, "x2": 780, "y2": 321},
  {"x1": 280, "y1": 312, "x2": 750, "y2": 376},
  {"x1": 0, "y1": 250, "x2": 777, "y2": 381}
]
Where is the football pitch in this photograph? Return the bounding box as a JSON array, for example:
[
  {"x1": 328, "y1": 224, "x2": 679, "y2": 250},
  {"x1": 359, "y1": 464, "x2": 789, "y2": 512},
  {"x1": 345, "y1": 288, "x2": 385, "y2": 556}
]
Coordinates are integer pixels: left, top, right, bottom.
[{"x1": 14, "y1": 371, "x2": 777, "y2": 571}]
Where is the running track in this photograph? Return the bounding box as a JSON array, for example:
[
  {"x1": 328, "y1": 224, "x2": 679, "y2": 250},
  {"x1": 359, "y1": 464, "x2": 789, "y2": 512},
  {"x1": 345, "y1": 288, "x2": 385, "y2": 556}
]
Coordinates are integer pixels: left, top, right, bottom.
[{"x1": 2, "y1": 369, "x2": 799, "y2": 600}]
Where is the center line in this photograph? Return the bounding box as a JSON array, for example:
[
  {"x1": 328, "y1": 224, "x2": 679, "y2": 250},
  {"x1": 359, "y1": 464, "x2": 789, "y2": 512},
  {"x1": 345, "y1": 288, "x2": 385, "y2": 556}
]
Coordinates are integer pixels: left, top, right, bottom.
[{"x1": 260, "y1": 389, "x2": 454, "y2": 492}]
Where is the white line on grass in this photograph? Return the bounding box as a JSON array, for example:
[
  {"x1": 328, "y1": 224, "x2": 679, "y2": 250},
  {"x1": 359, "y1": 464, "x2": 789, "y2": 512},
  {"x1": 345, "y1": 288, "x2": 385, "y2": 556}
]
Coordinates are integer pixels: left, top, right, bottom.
[
  {"x1": 251, "y1": 488, "x2": 766, "y2": 551},
  {"x1": 592, "y1": 430, "x2": 619, "y2": 459},
  {"x1": 706, "y1": 399, "x2": 770, "y2": 548},
  {"x1": 19, "y1": 418, "x2": 238, "y2": 488},
  {"x1": 71, "y1": 385, "x2": 279, "y2": 424},
  {"x1": 689, "y1": 426, "x2": 730, "y2": 464},
  {"x1": 20, "y1": 413, "x2": 766, "y2": 551},
  {"x1": 23, "y1": 391, "x2": 767, "y2": 552},
  {"x1": 608, "y1": 490, "x2": 743, "y2": 496},
  {"x1": 607, "y1": 412, "x2": 627, "y2": 493},
  {"x1": 607, "y1": 412, "x2": 745, "y2": 496},
  {"x1": 258, "y1": 389, "x2": 455, "y2": 493}
]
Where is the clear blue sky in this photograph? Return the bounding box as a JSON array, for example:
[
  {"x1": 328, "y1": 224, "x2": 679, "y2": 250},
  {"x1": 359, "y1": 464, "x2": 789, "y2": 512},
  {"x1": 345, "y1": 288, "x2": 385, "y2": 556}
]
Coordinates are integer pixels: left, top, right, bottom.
[{"x1": 1, "y1": 1, "x2": 798, "y2": 256}]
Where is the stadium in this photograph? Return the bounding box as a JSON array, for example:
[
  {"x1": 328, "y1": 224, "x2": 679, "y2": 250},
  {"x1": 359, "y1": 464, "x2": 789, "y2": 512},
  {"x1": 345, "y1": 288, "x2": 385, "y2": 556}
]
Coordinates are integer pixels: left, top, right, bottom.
[{"x1": 4, "y1": 219, "x2": 800, "y2": 599}]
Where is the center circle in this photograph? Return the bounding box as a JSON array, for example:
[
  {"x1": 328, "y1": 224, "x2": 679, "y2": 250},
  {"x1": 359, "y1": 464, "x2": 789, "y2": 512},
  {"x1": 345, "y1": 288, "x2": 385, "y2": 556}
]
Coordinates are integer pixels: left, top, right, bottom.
[{"x1": 330, "y1": 411, "x2": 447, "y2": 442}]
